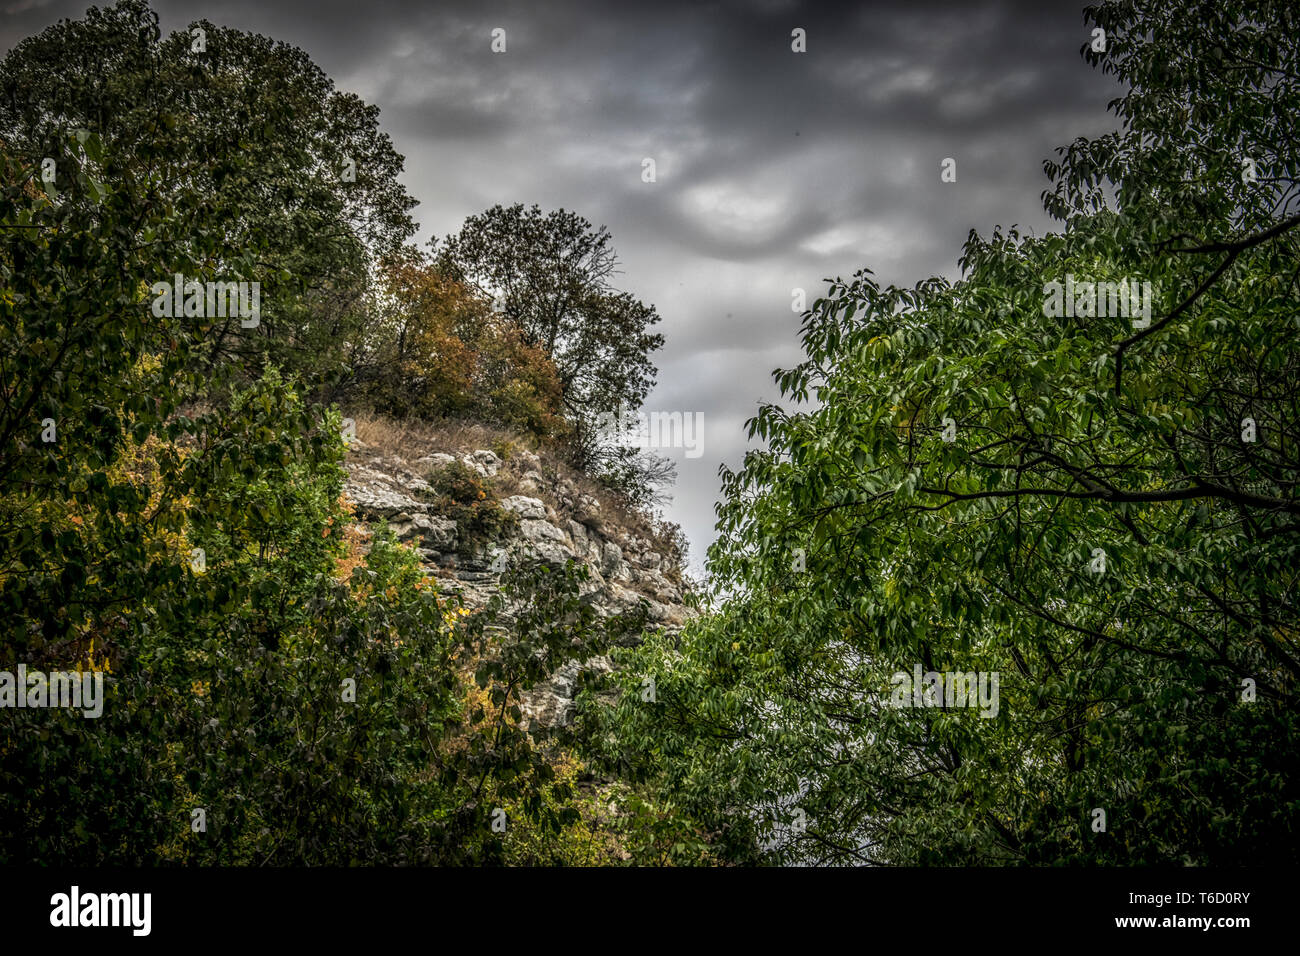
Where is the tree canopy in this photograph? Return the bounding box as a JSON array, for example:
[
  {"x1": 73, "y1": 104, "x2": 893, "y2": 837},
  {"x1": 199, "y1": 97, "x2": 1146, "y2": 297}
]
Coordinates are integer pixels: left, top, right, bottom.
[
  {"x1": 583, "y1": 0, "x2": 1300, "y2": 865},
  {"x1": 434, "y1": 203, "x2": 665, "y2": 425},
  {"x1": 0, "y1": 0, "x2": 417, "y2": 389},
  {"x1": 5, "y1": 0, "x2": 1294, "y2": 869},
  {"x1": 0, "y1": 1, "x2": 655, "y2": 866}
]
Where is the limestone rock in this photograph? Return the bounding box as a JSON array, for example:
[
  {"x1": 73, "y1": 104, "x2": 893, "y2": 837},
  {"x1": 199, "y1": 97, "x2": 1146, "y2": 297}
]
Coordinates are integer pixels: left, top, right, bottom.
[
  {"x1": 501, "y1": 495, "x2": 546, "y2": 520},
  {"x1": 389, "y1": 513, "x2": 457, "y2": 550},
  {"x1": 568, "y1": 519, "x2": 589, "y2": 555},
  {"x1": 344, "y1": 439, "x2": 695, "y2": 734},
  {"x1": 575, "y1": 493, "x2": 601, "y2": 525},
  {"x1": 600, "y1": 541, "x2": 623, "y2": 574},
  {"x1": 519, "y1": 518, "x2": 570, "y2": 565},
  {"x1": 418, "y1": 452, "x2": 457, "y2": 471},
  {"x1": 520, "y1": 656, "x2": 614, "y2": 731},
  {"x1": 462, "y1": 449, "x2": 501, "y2": 477},
  {"x1": 518, "y1": 470, "x2": 546, "y2": 494},
  {"x1": 345, "y1": 467, "x2": 429, "y2": 519}
]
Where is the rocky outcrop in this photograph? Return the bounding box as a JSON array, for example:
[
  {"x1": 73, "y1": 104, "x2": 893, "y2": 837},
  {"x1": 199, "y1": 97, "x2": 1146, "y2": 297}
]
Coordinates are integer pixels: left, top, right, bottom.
[{"x1": 343, "y1": 445, "x2": 693, "y2": 733}]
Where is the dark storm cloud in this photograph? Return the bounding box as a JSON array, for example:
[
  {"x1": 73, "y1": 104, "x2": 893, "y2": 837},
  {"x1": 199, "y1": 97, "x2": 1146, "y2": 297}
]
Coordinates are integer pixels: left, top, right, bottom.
[{"x1": 2, "y1": 0, "x2": 1122, "y2": 575}]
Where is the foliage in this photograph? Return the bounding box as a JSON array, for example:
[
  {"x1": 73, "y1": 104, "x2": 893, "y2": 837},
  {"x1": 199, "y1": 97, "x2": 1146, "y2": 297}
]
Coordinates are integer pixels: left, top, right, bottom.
[
  {"x1": 492, "y1": 751, "x2": 621, "y2": 865},
  {"x1": 443, "y1": 560, "x2": 650, "y2": 864},
  {"x1": 593, "y1": 446, "x2": 679, "y2": 512},
  {"x1": 0, "y1": 0, "x2": 417, "y2": 392},
  {"x1": 586, "y1": 0, "x2": 1300, "y2": 865},
  {"x1": 433, "y1": 203, "x2": 665, "y2": 442},
  {"x1": 425, "y1": 460, "x2": 518, "y2": 556},
  {"x1": 351, "y1": 250, "x2": 569, "y2": 442},
  {"x1": 0, "y1": 13, "x2": 642, "y2": 864}
]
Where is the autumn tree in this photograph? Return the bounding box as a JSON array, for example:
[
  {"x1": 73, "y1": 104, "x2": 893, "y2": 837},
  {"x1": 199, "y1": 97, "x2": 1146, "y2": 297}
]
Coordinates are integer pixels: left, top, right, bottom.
[{"x1": 352, "y1": 250, "x2": 568, "y2": 441}]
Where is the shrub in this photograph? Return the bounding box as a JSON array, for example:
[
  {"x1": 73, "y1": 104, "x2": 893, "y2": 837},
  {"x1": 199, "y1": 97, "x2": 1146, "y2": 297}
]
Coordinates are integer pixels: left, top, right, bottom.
[{"x1": 427, "y1": 460, "x2": 518, "y2": 556}]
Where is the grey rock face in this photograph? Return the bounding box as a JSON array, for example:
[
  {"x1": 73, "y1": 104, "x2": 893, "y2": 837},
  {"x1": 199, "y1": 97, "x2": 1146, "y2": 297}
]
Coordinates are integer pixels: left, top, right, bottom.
[
  {"x1": 418, "y1": 452, "x2": 457, "y2": 471},
  {"x1": 463, "y1": 449, "x2": 501, "y2": 477},
  {"x1": 501, "y1": 495, "x2": 547, "y2": 520},
  {"x1": 518, "y1": 518, "x2": 570, "y2": 565},
  {"x1": 518, "y1": 470, "x2": 546, "y2": 494},
  {"x1": 389, "y1": 513, "x2": 457, "y2": 550},
  {"x1": 600, "y1": 541, "x2": 623, "y2": 573},
  {"x1": 519, "y1": 656, "x2": 614, "y2": 732},
  {"x1": 344, "y1": 464, "x2": 429, "y2": 518},
  {"x1": 514, "y1": 449, "x2": 542, "y2": 470},
  {"x1": 344, "y1": 445, "x2": 693, "y2": 733}
]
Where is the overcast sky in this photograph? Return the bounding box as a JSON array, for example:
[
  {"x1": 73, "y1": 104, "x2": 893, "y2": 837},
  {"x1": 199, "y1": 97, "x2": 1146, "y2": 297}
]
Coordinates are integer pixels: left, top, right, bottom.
[{"x1": 3, "y1": 0, "x2": 1123, "y2": 576}]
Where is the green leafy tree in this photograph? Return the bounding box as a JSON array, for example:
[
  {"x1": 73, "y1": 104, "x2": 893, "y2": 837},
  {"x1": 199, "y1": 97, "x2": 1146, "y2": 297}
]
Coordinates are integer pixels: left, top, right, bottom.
[
  {"x1": 585, "y1": 0, "x2": 1300, "y2": 865},
  {"x1": 433, "y1": 203, "x2": 665, "y2": 433},
  {"x1": 0, "y1": 50, "x2": 637, "y2": 866},
  {"x1": 0, "y1": 0, "x2": 417, "y2": 390}
]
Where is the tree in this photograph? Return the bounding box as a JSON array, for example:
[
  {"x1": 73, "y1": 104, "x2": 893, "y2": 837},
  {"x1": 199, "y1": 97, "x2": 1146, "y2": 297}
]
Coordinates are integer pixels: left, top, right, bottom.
[
  {"x1": 0, "y1": 144, "x2": 629, "y2": 855},
  {"x1": 583, "y1": 0, "x2": 1300, "y2": 865},
  {"x1": 0, "y1": 0, "x2": 417, "y2": 391},
  {"x1": 350, "y1": 249, "x2": 569, "y2": 440},
  {"x1": 433, "y1": 203, "x2": 665, "y2": 430}
]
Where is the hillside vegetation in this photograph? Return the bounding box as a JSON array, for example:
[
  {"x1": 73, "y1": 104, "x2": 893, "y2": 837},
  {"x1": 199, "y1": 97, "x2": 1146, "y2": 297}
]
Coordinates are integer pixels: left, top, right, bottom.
[{"x1": 0, "y1": 0, "x2": 695, "y2": 865}]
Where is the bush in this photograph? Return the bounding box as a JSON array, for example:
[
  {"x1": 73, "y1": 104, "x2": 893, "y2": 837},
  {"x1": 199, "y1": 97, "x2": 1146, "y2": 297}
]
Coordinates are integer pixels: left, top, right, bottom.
[{"x1": 427, "y1": 460, "x2": 518, "y2": 556}]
